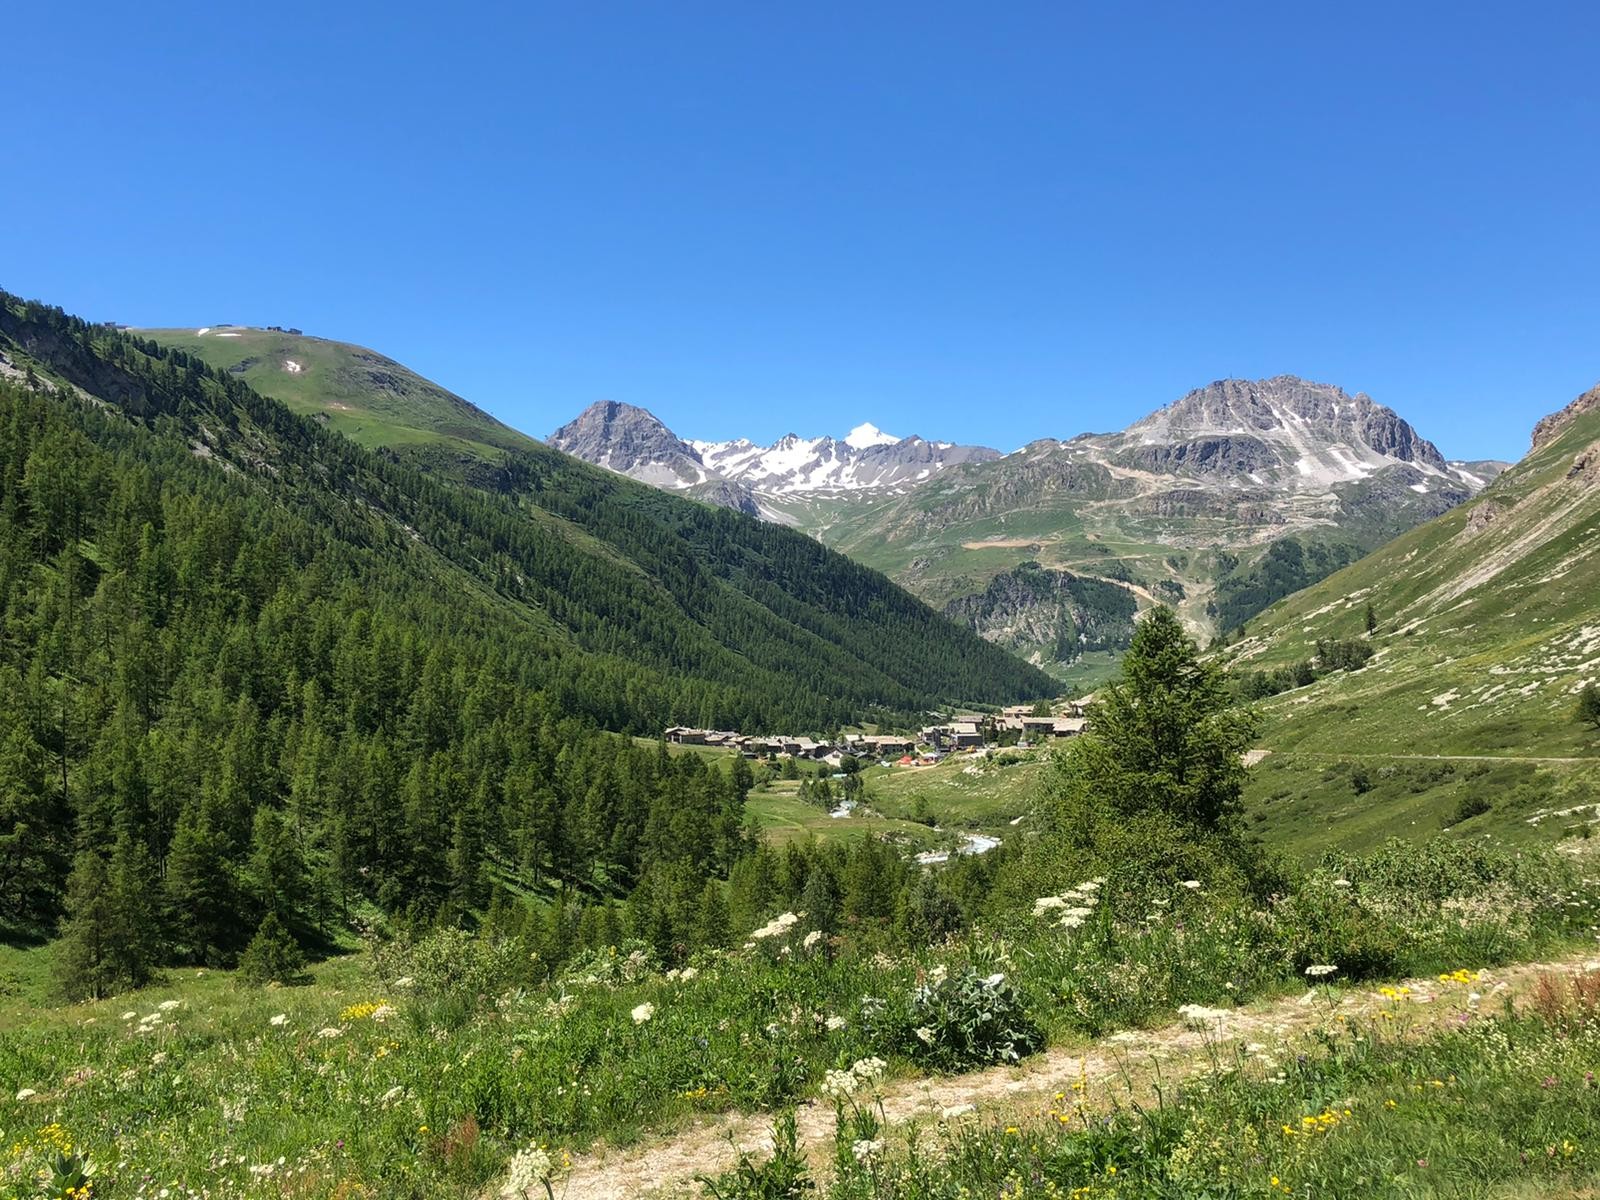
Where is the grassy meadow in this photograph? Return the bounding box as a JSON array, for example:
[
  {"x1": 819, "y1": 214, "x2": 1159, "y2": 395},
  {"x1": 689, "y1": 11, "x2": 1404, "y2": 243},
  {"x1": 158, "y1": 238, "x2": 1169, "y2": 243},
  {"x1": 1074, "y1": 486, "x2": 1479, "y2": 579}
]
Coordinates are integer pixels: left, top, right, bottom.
[
  {"x1": 134, "y1": 327, "x2": 536, "y2": 463},
  {"x1": 3, "y1": 837, "x2": 1596, "y2": 1199}
]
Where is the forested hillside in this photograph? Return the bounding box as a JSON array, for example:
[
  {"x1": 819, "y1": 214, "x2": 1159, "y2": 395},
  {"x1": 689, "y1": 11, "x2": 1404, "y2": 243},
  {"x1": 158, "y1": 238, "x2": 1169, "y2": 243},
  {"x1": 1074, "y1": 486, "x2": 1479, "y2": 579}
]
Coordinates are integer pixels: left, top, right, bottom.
[{"x1": 0, "y1": 291, "x2": 1048, "y2": 982}]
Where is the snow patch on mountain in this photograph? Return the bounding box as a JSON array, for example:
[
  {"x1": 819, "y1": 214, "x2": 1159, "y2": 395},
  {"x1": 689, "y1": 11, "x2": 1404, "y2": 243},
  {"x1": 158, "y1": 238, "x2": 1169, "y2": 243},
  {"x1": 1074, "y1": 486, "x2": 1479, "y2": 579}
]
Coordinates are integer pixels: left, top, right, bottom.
[{"x1": 845, "y1": 422, "x2": 899, "y2": 450}]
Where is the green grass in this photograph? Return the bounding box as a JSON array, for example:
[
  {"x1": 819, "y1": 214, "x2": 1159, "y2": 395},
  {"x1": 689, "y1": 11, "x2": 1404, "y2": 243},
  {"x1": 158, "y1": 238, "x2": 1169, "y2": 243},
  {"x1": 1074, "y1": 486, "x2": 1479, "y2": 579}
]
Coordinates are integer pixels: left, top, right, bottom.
[
  {"x1": 1213, "y1": 404, "x2": 1600, "y2": 850},
  {"x1": 746, "y1": 788, "x2": 943, "y2": 847},
  {"x1": 769, "y1": 986, "x2": 1600, "y2": 1198},
  {"x1": 862, "y1": 752, "x2": 1050, "y2": 831},
  {"x1": 2, "y1": 841, "x2": 1593, "y2": 1198},
  {"x1": 134, "y1": 326, "x2": 537, "y2": 464},
  {"x1": 1244, "y1": 753, "x2": 1600, "y2": 860}
]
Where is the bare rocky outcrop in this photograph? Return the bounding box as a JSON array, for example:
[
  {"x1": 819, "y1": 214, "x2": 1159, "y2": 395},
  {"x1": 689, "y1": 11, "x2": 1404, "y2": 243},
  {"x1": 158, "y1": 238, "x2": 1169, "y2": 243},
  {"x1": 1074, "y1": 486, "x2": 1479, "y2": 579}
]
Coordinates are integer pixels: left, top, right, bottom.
[
  {"x1": 1531, "y1": 383, "x2": 1600, "y2": 451},
  {"x1": 1568, "y1": 445, "x2": 1598, "y2": 485},
  {"x1": 1118, "y1": 434, "x2": 1281, "y2": 476},
  {"x1": 942, "y1": 562, "x2": 1138, "y2": 662},
  {"x1": 1463, "y1": 500, "x2": 1504, "y2": 535}
]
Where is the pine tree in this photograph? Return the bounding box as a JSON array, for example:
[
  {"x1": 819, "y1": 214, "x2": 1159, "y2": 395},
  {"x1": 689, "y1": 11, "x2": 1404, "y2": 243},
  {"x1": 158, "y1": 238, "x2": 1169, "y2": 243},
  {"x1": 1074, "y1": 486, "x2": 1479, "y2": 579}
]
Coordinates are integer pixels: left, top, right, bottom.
[
  {"x1": 238, "y1": 911, "x2": 307, "y2": 985},
  {"x1": 54, "y1": 852, "x2": 117, "y2": 1000},
  {"x1": 1057, "y1": 606, "x2": 1258, "y2": 831},
  {"x1": 694, "y1": 880, "x2": 731, "y2": 948},
  {"x1": 245, "y1": 806, "x2": 306, "y2": 926},
  {"x1": 1042, "y1": 606, "x2": 1264, "y2": 890},
  {"x1": 0, "y1": 722, "x2": 63, "y2": 930},
  {"x1": 106, "y1": 827, "x2": 163, "y2": 988},
  {"x1": 799, "y1": 861, "x2": 840, "y2": 936},
  {"x1": 165, "y1": 800, "x2": 238, "y2": 965}
]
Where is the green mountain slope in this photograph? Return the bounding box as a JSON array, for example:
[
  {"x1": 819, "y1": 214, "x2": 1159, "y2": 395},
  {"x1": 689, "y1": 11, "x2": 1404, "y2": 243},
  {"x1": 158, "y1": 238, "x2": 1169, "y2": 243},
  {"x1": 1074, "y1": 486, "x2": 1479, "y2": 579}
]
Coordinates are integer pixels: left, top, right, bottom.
[
  {"x1": 805, "y1": 378, "x2": 1498, "y2": 681},
  {"x1": 0, "y1": 290, "x2": 1051, "y2": 959},
  {"x1": 1217, "y1": 385, "x2": 1600, "y2": 853},
  {"x1": 3, "y1": 296, "x2": 1052, "y2": 735},
  {"x1": 133, "y1": 325, "x2": 537, "y2": 469}
]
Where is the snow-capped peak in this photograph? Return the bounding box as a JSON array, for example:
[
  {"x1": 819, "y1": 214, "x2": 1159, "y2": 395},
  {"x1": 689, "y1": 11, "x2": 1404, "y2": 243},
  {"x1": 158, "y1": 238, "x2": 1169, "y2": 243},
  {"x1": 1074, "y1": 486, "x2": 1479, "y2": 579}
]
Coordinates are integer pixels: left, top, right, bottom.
[{"x1": 845, "y1": 422, "x2": 899, "y2": 450}]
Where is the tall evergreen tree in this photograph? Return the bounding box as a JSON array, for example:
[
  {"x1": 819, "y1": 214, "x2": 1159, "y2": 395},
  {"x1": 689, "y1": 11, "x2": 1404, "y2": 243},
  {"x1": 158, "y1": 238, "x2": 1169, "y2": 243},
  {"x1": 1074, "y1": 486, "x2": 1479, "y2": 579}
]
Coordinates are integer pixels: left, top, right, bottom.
[
  {"x1": 1039, "y1": 606, "x2": 1264, "y2": 892},
  {"x1": 54, "y1": 852, "x2": 117, "y2": 1000}
]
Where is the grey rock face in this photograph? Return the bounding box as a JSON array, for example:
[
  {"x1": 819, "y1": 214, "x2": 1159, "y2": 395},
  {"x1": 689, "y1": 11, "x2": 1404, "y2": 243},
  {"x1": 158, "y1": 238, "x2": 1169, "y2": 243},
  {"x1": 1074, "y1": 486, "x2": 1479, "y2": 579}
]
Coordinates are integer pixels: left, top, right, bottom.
[
  {"x1": 548, "y1": 401, "x2": 705, "y2": 482},
  {"x1": 1121, "y1": 376, "x2": 1449, "y2": 474}
]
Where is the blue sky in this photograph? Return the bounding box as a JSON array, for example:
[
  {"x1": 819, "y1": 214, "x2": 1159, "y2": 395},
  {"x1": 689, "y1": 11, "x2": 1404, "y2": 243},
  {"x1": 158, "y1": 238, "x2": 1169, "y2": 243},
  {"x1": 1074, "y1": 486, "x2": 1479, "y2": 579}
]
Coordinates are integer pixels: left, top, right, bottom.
[{"x1": 6, "y1": 2, "x2": 1598, "y2": 461}]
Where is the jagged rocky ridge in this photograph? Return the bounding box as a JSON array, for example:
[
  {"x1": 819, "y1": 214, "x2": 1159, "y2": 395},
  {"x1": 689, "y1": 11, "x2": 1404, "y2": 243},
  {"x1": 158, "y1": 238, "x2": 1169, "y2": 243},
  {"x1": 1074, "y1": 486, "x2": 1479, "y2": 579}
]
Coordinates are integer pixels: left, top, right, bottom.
[{"x1": 548, "y1": 401, "x2": 1001, "y2": 508}]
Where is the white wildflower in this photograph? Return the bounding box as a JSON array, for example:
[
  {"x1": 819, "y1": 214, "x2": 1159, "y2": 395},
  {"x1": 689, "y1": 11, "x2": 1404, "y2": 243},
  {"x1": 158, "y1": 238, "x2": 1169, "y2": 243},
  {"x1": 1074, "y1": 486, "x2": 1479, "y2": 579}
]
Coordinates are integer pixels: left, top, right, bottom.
[
  {"x1": 1304, "y1": 964, "x2": 1339, "y2": 979},
  {"x1": 803, "y1": 930, "x2": 823, "y2": 950},
  {"x1": 151, "y1": 1051, "x2": 168, "y2": 1066},
  {"x1": 631, "y1": 1002, "x2": 655, "y2": 1025},
  {"x1": 371, "y1": 1003, "x2": 397, "y2": 1023},
  {"x1": 505, "y1": 1142, "x2": 555, "y2": 1193},
  {"x1": 821, "y1": 1067, "x2": 857, "y2": 1097},
  {"x1": 825, "y1": 1015, "x2": 847, "y2": 1032},
  {"x1": 379, "y1": 1085, "x2": 406, "y2": 1106},
  {"x1": 928, "y1": 964, "x2": 948, "y2": 986},
  {"x1": 1179, "y1": 880, "x2": 1202, "y2": 890},
  {"x1": 120, "y1": 1011, "x2": 136, "y2": 1021},
  {"x1": 316, "y1": 1027, "x2": 343, "y2": 1039},
  {"x1": 269, "y1": 1013, "x2": 288, "y2": 1027},
  {"x1": 850, "y1": 1138, "x2": 883, "y2": 1162},
  {"x1": 941, "y1": 1103, "x2": 975, "y2": 1119},
  {"x1": 914, "y1": 1026, "x2": 935, "y2": 1045},
  {"x1": 158, "y1": 999, "x2": 181, "y2": 1012},
  {"x1": 15, "y1": 1087, "x2": 37, "y2": 1101},
  {"x1": 982, "y1": 972, "x2": 1005, "y2": 988},
  {"x1": 750, "y1": 911, "x2": 800, "y2": 941},
  {"x1": 1332, "y1": 879, "x2": 1352, "y2": 889},
  {"x1": 679, "y1": 966, "x2": 698, "y2": 981},
  {"x1": 851, "y1": 1056, "x2": 886, "y2": 1083},
  {"x1": 392, "y1": 976, "x2": 415, "y2": 989}
]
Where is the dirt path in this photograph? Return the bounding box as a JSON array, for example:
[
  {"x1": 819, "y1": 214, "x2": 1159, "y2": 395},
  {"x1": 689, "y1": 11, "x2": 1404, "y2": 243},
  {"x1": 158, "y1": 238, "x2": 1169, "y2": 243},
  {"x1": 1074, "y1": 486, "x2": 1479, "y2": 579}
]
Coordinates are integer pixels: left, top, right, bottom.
[
  {"x1": 544, "y1": 953, "x2": 1594, "y2": 1199},
  {"x1": 1268, "y1": 751, "x2": 1596, "y2": 766}
]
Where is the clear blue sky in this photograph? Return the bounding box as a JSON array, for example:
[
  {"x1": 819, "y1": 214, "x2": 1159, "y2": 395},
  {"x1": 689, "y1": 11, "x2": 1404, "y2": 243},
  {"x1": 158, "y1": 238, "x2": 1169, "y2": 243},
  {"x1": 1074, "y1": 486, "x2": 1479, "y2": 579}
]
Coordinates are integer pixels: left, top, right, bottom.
[{"x1": 7, "y1": 2, "x2": 1598, "y2": 461}]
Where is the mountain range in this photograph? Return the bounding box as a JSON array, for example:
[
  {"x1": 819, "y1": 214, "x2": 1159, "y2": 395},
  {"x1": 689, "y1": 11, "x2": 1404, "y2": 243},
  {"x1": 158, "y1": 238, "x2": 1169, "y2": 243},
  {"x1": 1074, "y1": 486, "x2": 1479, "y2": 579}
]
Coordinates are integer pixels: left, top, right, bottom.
[
  {"x1": 123, "y1": 325, "x2": 1514, "y2": 680},
  {"x1": 548, "y1": 378, "x2": 1506, "y2": 678},
  {"x1": 7, "y1": 293, "x2": 1595, "y2": 891},
  {"x1": 547, "y1": 400, "x2": 1001, "y2": 520}
]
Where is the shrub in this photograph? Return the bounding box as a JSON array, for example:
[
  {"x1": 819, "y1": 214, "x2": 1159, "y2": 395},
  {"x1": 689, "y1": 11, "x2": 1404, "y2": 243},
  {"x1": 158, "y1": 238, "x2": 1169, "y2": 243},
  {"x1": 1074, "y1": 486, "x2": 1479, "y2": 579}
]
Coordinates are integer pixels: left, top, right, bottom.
[
  {"x1": 1448, "y1": 793, "x2": 1493, "y2": 825},
  {"x1": 869, "y1": 966, "x2": 1044, "y2": 1070},
  {"x1": 368, "y1": 926, "x2": 527, "y2": 1026},
  {"x1": 1271, "y1": 885, "x2": 1403, "y2": 980},
  {"x1": 702, "y1": 1110, "x2": 813, "y2": 1199}
]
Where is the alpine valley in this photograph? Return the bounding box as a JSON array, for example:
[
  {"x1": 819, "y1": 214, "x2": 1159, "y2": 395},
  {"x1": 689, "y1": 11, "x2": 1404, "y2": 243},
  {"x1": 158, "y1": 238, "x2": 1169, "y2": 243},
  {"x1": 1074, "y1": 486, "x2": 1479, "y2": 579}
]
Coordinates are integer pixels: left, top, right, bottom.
[{"x1": 549, "y1": 380, "x2": 1506, "y2": 681}]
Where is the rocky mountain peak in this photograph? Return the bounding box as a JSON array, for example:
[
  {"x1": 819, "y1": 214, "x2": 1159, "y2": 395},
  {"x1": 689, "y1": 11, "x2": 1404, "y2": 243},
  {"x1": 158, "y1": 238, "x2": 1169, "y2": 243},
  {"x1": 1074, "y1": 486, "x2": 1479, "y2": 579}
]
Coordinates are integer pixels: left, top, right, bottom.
[
  {"x1": 547, "y1": 401, "x2": 704, "y2": 482},
  {"x1": 1120, "y1": 375, "x2": 1449, "y2": 477}
]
